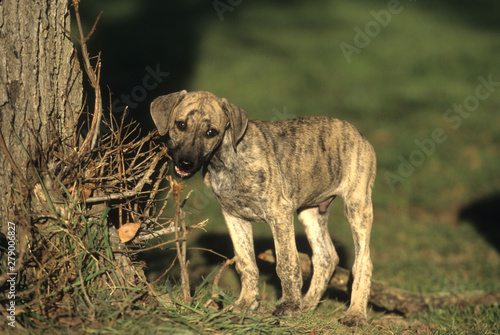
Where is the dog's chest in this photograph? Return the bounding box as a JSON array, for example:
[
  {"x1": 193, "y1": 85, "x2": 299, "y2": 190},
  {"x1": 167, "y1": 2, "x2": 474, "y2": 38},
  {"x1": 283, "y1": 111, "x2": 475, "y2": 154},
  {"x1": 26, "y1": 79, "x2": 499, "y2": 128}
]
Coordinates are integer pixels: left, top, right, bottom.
[{"x1": 205, "y1": 169, "x2": 269, "y2": 221}]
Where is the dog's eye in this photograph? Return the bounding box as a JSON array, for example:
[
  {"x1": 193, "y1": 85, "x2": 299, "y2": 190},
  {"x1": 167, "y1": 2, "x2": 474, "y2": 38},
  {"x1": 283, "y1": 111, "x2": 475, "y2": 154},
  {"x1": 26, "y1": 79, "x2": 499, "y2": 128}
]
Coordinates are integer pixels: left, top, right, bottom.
[
  {"x1": 206, "y1": 129, "x2": 219, "y2": 138},
  {"x1": 175, "y1": 121, "x2": 187, "y2": 131}
]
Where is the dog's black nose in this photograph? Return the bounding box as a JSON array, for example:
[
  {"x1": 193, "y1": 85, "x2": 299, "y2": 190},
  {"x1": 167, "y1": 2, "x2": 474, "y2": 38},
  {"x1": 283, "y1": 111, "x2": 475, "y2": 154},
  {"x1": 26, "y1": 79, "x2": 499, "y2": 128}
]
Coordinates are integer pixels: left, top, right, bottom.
[{"x1": 178, "y1": 158, "x2": 194, "y2": 171}]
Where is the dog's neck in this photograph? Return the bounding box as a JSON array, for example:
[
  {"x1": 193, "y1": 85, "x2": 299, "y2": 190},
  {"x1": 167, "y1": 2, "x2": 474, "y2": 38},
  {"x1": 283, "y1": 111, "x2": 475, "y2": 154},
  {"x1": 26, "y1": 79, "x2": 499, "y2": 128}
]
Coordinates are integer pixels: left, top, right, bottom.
[
  {"x1": 207, "y1": 131, "x2": 240, "y2": 173},
  {"x1": 203, "y1": 131, "x2": 241, "y2": 193}
]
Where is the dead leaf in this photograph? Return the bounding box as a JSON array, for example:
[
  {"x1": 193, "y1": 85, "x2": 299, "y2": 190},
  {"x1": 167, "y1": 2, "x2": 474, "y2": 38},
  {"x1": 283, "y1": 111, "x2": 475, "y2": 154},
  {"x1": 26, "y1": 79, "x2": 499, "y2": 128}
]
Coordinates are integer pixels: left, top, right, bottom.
[
  {"x1": 118, "y1": 222, "x2": 142, "y2": 243},
  {"x1": 81, "y1": 182, "x2": 95, "y2": 200},
  {"x1": 69, "y1": 182, "x2": 95, "y2": 200},
  {"x1": 258, "y1": 249, "x2": 275, "y2": 263}
]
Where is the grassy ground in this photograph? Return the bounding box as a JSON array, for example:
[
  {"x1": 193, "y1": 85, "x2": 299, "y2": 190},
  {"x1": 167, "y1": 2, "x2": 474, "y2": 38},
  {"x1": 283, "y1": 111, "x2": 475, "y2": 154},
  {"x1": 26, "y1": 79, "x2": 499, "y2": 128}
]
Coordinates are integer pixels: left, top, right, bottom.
[{"x1": 19, "y1": 0, "x2": 500, "y2": 333}]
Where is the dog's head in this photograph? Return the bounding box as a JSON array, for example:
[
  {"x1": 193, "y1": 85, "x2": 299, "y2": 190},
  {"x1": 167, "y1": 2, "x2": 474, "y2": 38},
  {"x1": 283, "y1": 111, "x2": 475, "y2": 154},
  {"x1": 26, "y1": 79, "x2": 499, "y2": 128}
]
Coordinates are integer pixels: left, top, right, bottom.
[{"x1": 151, "y1": 90, "x2": 248, "y2": 179}]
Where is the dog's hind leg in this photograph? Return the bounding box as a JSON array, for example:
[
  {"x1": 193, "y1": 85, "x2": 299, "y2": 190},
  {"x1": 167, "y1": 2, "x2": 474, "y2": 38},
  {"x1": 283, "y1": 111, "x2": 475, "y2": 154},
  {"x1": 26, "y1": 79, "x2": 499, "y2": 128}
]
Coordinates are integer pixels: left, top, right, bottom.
[
  {"x1": 339, "y1": 195, "x2": 373, "y2": 326},
  {"x1": 222, "y1": 210, "x2": 260, "y2": 311},
  {"x1": 299, "y1": 198, "x2": 339, "y2": 311}
]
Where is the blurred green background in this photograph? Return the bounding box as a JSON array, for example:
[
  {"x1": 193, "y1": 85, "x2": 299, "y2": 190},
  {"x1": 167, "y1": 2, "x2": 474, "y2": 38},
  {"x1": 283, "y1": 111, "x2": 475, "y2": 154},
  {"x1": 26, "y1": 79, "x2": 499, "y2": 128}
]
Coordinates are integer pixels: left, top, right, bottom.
[{"x1": 79, "y1": 0, "x2": 500, "y2": 297}]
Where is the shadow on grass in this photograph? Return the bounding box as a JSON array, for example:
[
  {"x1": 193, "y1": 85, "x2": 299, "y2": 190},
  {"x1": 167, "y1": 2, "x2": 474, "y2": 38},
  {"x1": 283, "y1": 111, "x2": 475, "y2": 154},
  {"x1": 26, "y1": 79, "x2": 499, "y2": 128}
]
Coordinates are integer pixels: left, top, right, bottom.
[
  {"x1": 459, "y1": 193, "x2": 500, "y2": 253},
  {"x1": 424, "y1": 0, "x2": 500, "y2": 31},
  {"x1": 360, "y1": 0, "x2": 500, "y2": 31},
  {"x1": 197, "y1": 232, "x2": 351, "y2": 298}
]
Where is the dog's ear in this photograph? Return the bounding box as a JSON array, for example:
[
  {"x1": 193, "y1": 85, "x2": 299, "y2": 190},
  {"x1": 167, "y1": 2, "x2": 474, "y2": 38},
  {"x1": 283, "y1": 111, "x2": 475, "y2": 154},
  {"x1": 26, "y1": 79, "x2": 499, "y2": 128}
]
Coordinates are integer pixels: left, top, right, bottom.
[
  {"x1": 221, "y1": 98, "x2": 248, "y2": 151},
  {"x1": 150, "y1": 90, "x2": 187, "y2": 136}
]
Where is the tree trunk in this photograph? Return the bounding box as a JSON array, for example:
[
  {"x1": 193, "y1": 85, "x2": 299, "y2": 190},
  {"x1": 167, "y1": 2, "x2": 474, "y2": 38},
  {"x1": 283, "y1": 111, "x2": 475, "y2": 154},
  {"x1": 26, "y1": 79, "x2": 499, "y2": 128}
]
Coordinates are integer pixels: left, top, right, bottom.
[
  {"x1": 0, "y1": 2, "x2": 176, "y2": 328},
  {"x1": 0, "y1": 0, "x2": 82, "y2": 229}
]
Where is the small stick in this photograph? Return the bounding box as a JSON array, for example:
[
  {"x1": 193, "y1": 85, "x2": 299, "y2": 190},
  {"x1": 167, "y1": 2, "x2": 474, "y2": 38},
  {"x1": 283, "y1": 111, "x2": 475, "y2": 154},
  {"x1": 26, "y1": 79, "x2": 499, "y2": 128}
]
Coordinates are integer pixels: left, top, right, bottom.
[
  {"x1": 205, "y1": 257, "x2": 237, "y2": 308},
  {"x1": 172, "y1": 180, "x2": 191, "y2": 303}
]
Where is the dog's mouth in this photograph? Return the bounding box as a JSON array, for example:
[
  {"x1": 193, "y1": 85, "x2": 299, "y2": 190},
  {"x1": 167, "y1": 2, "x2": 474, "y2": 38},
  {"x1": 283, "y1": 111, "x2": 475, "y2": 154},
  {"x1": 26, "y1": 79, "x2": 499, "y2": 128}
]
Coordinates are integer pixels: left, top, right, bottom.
[{"x1": 174, "y1": 165, "x2": 194, "y2": 179}]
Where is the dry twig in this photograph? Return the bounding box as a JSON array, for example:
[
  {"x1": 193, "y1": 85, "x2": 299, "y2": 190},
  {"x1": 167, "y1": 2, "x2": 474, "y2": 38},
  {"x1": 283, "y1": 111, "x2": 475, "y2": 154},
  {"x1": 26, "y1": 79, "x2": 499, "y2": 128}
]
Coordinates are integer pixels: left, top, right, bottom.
[
  {"x1": 171, "y1": 178, "x2": 192, "y2": 303},
  {"x1": 72, "y1": 1, "x2": 103, "y2": 152},
  {"x1": 204, "y1": 257, "x2": 237, "y2": 308}
]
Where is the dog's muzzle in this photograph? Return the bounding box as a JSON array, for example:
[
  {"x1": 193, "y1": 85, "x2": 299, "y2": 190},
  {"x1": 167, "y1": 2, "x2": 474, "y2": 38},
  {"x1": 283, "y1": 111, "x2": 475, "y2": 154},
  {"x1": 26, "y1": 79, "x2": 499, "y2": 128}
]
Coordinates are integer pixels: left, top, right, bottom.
[{"x1": 173, "y1": 157, "x2": 197, "y2": 179}]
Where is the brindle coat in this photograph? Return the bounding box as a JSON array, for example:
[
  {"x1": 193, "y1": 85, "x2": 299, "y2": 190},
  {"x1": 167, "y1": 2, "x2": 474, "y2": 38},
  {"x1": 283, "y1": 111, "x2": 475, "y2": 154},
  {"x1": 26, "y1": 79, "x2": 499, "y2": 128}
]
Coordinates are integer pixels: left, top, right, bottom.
[{"x1": 151, "y1": 90, "x2": 376, "y2": 326}]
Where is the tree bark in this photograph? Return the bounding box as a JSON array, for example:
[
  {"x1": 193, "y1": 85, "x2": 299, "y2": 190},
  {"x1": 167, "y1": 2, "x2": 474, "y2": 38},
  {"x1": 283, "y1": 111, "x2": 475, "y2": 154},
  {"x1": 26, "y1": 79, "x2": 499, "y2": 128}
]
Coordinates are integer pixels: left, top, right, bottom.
[{"x1": 0, "y1": 0, "x2": 82, "y2": 230}]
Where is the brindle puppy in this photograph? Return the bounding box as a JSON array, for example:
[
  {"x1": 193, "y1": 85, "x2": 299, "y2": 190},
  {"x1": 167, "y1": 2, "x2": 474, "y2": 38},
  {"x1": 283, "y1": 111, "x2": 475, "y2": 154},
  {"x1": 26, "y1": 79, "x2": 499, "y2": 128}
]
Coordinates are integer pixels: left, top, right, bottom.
[{"x1": 151, "y1": 90, "x2": 376, "y2": 326}]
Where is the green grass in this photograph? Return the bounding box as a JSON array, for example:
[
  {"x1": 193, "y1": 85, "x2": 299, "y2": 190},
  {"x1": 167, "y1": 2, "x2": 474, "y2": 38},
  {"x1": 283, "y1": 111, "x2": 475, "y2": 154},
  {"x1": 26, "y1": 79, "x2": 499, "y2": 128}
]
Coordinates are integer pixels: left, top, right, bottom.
[{"x1": 19, "y1": 0, "x2": 500, "y2": 333}]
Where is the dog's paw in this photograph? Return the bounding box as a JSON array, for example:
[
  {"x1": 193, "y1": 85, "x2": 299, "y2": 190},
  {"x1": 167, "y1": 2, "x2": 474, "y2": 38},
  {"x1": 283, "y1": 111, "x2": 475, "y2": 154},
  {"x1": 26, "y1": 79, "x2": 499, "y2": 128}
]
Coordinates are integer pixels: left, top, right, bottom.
[
  {"x1": 272, "y1": 300, "x2": 302, "y2": 317},
  {"x1": 225, "y1": 296, "x2": 260, "y2": 314},
  {"x1": 339, "y1": 312, "x2": 367, "y2": 327},
  {"x1": 302, "y1": 296, "x2": 320, "y2": 312}
]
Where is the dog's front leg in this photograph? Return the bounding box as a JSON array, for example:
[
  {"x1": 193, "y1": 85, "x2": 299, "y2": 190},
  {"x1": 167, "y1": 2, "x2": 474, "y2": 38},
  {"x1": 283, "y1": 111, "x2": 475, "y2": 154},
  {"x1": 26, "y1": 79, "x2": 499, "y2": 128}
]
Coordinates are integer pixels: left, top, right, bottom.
[
  {"x1": 222, "y1": 210, "x2": 260, "y2": 311},
  {"x1": 269, "y1": 213, "x2": 303, "y2": 316}
]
